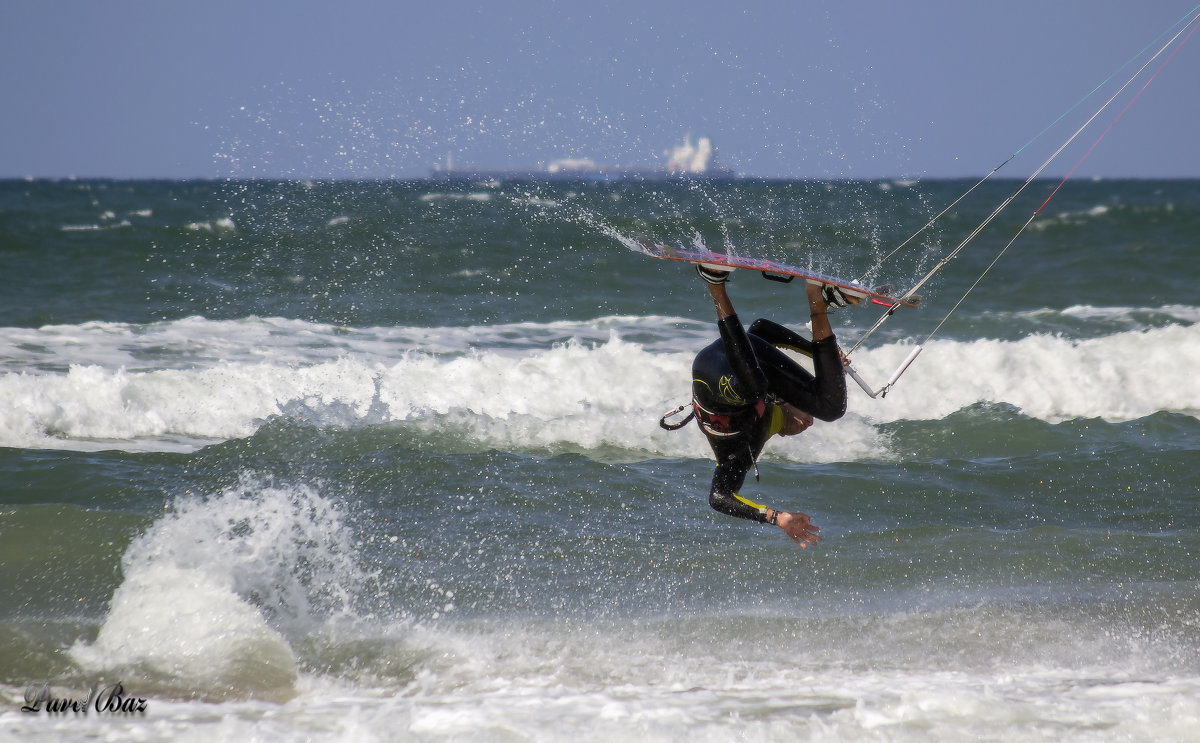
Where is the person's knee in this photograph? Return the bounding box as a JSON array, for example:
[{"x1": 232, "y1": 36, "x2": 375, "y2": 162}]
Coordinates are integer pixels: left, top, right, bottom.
[
  {"x1": 748, "y1": 318, "x2": 771, "y2": 335},
  {"x1": 814, "y1": 398, "x2": 846, "y2": 422},
  {"x1": 820, "y1": 407, "x2": 846, "y2": 423},
  {"x1": 781, "y1": 399, "x2": 844, "y2": 427}
]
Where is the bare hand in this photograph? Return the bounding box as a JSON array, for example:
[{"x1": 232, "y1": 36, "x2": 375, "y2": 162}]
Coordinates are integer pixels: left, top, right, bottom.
[
  {"x1": 775, "y1": 511, "x2": 822, "y2": 549},
  {"x1": 776, "y1": 402, "x2": 814, "y2": 436}
]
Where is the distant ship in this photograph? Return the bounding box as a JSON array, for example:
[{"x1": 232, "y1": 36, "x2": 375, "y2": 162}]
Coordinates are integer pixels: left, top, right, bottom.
[{"x1": 428, "y1": 136, "x2": 738, "y2": 182}]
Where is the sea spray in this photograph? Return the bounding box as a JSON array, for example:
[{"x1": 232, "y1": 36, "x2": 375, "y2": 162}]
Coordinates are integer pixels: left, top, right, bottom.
[{"x1": 71, "y1": 476, "x2": 368, "y2": 701}]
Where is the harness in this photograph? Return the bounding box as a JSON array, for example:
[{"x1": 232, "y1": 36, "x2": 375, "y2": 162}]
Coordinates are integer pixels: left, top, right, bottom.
[
  {"x1": 659, "y1": 396, "x2": 776, "y2": 483},
  {"x1": 658, "y1": 403, "x2": 695, "y2": 430},
  {"x1": 659, "y1": 396, "x2": 770, "y2": 436},
  {"x1": 691, "y1": 397, "x2": 768, "y2": 438}
]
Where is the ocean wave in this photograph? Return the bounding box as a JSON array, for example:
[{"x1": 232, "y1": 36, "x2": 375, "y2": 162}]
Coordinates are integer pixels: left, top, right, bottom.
[
  {"x1": 0, "y1": 312, "x2": 1196, "y2": 455},
  {"x1": 1056, "y1": 303, "x2": 1200, "y2": 325},
  {"x1": 184, "y1": 217, "x2": 237, "y2": 232},
  {"x1": 60, "y1": 220, "x2": 132, "y2": 232},
  {"x1": 0, "y1": 314, "x2": 714, "y2": 374},
  {"x1": 418, "y1": 191, "x2": 493, "y2": 203},
  {"x1": 70, "y1": 476, "x2": 364, "y2": 701}
]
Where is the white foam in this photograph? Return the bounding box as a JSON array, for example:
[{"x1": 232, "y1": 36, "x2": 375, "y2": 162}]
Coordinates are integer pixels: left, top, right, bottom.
[
  {"x1": 849, "y1": 322, "x2": 1200, "y2": 424},
  {"x1": 185, "y1": 217, "x2": 236, "y2": 232},
  {"x1": 1030, "y1": 203, "x2": 1111, "y2": 230},
  {"x1": 0, "y1": 315, "x2": 706, "y2": 373},
  {"x1": 16, "y1": 590, "x2": 1200, "y2": 740},
  {"x1": 60, "y1": 220, "x2": 132, "y2": 232},
  {"x1": 70, "y1": 561, "x2": 300, "y2": 699},
  {"x1": 5, "y1": 666, "x2": 1199, "y2": 742},
  {"x1": 1, "y1": 312, "x2": 1196, "y2": 454},
  {"x1": 1058, "y1": 303, "x2": 1200, "y2": 325},
  {"x1": 418, "y1": 191, "x2": 492, "y2": 202},
  {"x1": 70, "y1": 477, "x2": 363, "y2": 701}
]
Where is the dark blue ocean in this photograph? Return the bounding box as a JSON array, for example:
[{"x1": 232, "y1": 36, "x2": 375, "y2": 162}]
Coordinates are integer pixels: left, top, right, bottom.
[{"x1": 2, "y1": 177, "x2": 1198, "y2": 741}]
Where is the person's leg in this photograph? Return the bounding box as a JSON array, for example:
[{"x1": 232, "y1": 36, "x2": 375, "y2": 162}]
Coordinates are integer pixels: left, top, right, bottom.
[
  {"x1": 750, "y1": 338, "x2": 846, "y2": 422},
  {"x1": 806, "y1": 280, "x2": 841, "y2": 342},
  {"x1": 746, "y1": 284, "x2": 848, "y2": 422},
  {"x1": 748, "y1": 318, "x2": 812, "y2": 355}
]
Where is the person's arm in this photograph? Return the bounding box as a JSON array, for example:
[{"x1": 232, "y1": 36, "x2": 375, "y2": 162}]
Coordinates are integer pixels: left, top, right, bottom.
[{"x1": 708, "y1": 460, "x2": 823, "y2": 549}]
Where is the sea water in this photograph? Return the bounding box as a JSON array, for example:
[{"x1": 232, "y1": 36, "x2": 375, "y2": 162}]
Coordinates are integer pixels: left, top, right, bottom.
[{"x1": 1, "y1": 178, "x2": 1198, "y2": 741}]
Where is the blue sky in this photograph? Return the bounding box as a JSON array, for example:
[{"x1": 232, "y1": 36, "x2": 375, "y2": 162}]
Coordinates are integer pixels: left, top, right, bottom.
[{"x1": 3, "y1": 1, "x2": 1198, "y2": 179}]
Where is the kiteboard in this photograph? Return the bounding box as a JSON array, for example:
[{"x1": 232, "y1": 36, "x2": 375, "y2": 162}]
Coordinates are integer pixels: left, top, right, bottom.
[{"x1": 636, "y1": 236, "x2": 919, "y2": 309}]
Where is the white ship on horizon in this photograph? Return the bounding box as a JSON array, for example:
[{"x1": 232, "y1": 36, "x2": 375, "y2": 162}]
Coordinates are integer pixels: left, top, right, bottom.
[{"x1": 429, "y1": 136, "x2": 737, "y2": 182}]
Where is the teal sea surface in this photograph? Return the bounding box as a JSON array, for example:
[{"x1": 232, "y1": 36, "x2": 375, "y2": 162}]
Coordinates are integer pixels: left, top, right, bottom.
[{"x1": 1, "y1": 178, "x2": 1198, "y2": 741}]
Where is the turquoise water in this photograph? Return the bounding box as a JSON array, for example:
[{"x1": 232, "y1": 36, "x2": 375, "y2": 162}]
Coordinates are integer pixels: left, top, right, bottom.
[{"x1": 1, "y1": 178, "x2": 1198, "y2": 741}]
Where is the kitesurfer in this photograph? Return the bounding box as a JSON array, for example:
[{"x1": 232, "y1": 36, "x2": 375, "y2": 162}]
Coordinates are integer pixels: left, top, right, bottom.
[{"x1": 688, "y1": 263, "x2": 853, "y2": 548}]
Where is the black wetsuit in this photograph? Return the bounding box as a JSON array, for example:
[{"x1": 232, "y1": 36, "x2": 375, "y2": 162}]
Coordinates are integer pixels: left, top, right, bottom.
[{"x1": 692, "y1": 314, "x2": 846, "y2": 522}]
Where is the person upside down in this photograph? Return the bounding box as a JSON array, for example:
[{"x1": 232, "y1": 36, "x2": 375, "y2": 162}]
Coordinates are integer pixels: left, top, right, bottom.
[{"x1": 679, "y1": 262, "x2": 858, "y2": 548}]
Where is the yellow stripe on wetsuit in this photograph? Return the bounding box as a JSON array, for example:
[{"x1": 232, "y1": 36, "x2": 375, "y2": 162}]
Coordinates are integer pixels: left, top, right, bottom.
[
  {"x1": 733, "y1": 493, "x2": 768, "y2": 513},
  {"x1": 767, "y1": 403, "x2": 783, "y2": 437}
]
